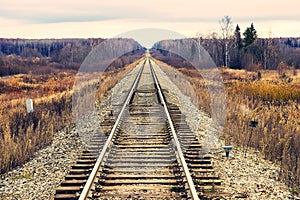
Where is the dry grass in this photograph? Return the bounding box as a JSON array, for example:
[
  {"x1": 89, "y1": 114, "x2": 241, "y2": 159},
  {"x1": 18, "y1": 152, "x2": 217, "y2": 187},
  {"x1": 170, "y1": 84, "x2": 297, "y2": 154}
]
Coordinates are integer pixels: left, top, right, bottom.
[
  {"x1": 0, "y1": 57, "x2": 144, "y2": 174},
  {"x1": 231, "y1": 82, "x2": 300, "y2": 102},
  {"x1": 220, "y1": 67, "x2": 300, "y2": 83},
  {"x1": 224, "y1": 79, "x2": 300, "y2": 196},
  {"x1": 0, "y1": 71, "x2": 75, "y2": 173},
  {"x1": 155, "y1": 62, "x2": 300, "y2": 196},
  {"x1": 0, "y1": 71, "x2": 75, "y2": 102}
]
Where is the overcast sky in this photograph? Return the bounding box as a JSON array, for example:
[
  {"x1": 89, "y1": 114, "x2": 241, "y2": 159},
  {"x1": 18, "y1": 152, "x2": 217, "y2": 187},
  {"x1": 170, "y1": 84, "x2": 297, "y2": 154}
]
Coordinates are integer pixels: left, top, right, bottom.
[{"x1": 1, "y1": 0, "x2": 300, "y2": 41}]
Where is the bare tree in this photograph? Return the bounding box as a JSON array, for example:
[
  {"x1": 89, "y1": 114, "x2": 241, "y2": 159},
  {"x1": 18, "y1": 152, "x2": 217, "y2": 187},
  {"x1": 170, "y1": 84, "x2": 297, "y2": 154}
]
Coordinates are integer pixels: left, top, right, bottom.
[
  {"x1": 195, "y1": 32, "x2": 204, "y2": 55},
  {"x1": 219, "y1": 16, "x2": 233, "y2": 67}
]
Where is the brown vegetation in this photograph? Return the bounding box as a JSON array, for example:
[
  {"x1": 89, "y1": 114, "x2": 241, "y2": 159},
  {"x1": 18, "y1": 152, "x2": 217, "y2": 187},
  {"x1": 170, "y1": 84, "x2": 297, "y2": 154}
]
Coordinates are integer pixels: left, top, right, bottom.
[
  {"x1": 223, "y1": 79, "x2": 300, "y2": 196},
  {"x1": 0, "y1": 72, "x2": 74, "y2": 173},
  {"x1": 0, "y1": 56, "x2": 144, "y2": 174},
  {"x1": 153, "y1": 57, "x2": 300, "y2": 196}
]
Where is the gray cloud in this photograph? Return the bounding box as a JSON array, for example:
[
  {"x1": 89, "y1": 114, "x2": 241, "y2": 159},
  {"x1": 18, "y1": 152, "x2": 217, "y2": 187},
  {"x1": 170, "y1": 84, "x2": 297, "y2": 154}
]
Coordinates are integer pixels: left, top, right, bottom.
[
  {"x1": 0, "y1": 7, "x2": 133, "y2": 23},
  {"x1": 1, "y1": 0, "x2": 299, "y2": 24},
  {"x1": 1, "y1": 0, "x2": 300, "y2": 38}
]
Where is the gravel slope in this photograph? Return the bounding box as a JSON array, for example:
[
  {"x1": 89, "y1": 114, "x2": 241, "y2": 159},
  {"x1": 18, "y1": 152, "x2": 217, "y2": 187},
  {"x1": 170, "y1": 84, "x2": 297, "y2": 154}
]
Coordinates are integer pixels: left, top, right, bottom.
[{"x1": 213, "y1": 147, "x2": 293, "y2": 199}]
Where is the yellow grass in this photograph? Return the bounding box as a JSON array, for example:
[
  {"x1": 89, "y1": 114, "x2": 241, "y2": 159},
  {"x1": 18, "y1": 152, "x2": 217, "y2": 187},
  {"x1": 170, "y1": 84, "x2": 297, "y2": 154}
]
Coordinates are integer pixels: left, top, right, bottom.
[
  {"x1": 0, "y1": 57, "x2": 144, "y2": 174},
  {"x1": 156, "y1": 63, "x2": 300, "y2": 195}
]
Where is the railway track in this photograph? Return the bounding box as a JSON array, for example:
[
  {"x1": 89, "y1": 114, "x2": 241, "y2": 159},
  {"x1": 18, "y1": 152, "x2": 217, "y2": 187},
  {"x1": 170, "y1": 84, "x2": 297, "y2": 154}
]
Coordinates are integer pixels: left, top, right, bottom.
[{"x1": 54, "y1": 54, "x2": 223, "y2": 199}]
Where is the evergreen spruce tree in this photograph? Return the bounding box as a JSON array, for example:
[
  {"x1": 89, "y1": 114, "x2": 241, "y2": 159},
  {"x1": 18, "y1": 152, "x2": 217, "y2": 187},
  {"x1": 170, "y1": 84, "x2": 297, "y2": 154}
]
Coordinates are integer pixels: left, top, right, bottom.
[
  {"x1": 231, "y1": 24, "x2": 243, "y2": 68},
  {"x1": 234, "y1": 24, "x2": 242, "y2": 49},
  {"x1": 243, "y1": 23, "x2": 257, "y2": 47}
]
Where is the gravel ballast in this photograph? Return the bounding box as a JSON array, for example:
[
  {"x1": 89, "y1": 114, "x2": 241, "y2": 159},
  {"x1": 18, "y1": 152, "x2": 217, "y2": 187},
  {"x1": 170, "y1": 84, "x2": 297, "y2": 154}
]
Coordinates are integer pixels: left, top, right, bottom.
[{"x1": 0, "y1": 58, "x2": 293, "y2": 200}]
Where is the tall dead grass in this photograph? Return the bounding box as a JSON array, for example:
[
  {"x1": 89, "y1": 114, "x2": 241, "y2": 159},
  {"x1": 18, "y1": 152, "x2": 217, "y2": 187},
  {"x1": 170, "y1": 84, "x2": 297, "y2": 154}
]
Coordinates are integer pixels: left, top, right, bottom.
[
  {"x1": 156, "y1": 62, "x2": 300, "y2": 196},
  {"x1": 0, "y1": 58, "x2": 143, "y2": 174},
  {"x1": 224, "y1": 81, "x2": 300, "y2": 195},
  {"x1": 0, "y1": 92, "x2": 72, "y2": 173}
]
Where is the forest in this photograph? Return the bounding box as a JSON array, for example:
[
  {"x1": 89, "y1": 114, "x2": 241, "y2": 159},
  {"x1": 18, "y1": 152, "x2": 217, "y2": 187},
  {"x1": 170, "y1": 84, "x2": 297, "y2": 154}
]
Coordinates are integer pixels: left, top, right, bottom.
[
  {"x1": 197, "y1": 22, "x2": 300, "y2": 71},
  {"x1": 0, "y1": 38, "x2": 146, "y2": 76},
  {"x1": 1, "y1": 24, "x2": 300, "y2": 74},
  {"x1": 0, "y1": 38, "x2": 104, "y2": 76}
]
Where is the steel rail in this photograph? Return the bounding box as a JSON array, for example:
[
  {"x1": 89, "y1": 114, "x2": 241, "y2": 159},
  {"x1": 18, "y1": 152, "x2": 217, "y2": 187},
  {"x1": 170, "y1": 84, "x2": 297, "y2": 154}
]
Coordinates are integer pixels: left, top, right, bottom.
[
  {"x1": 79, "y1": 59, "x2": 146, "y2": 200},
  {"x1": 149, "y1": 58, "x2": 200, "y2": 200}
]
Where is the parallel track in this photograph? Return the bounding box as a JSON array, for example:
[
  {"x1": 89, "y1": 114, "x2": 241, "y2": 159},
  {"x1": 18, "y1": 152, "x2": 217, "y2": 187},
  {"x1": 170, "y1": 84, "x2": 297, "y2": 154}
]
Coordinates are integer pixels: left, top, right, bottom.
[{"x1": 54, "y1": 54, "x2": 223, "y2": 200}]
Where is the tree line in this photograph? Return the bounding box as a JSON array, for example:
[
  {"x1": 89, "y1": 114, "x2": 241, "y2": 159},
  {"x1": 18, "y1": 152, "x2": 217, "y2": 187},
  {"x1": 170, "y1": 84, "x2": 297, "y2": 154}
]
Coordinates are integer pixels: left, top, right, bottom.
[
  {"x1": 0, "y1": 38, "x2": 146, "y2": 76},
  {"x1": 0, "y1": 38, "x2": 104, "y2": 58},
  {"x1": 0, "y1": 38, "x2": 104, "y2": 76},
  {"x1": 197, "y1": 16, "x2": 300, "y2": 71}
]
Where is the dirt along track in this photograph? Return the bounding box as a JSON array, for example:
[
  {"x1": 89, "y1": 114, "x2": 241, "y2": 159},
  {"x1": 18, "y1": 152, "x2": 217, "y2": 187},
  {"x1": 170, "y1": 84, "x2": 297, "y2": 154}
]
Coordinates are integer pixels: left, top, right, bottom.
[{"x1": 54, "y1": 53, "x2": 224, "y2": 200}]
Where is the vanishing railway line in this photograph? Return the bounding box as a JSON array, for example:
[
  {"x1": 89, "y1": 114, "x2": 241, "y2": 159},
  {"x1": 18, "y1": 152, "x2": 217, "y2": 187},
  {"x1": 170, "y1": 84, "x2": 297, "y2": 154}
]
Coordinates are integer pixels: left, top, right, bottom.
[{"x1": 54, "y1": 54, "x2": 223, "y2": 200}]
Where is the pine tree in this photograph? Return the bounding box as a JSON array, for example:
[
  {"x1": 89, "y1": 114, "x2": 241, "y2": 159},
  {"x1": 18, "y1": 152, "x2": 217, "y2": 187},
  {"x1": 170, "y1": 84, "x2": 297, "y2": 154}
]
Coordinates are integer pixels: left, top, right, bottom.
[
  {"x1": 234, "y1": 24, "x2": 242, "y2": 49},
  {"x1": 243, "y1": 23, "x2": 257, "y2": 47},
  {"x1": 230, "y1": 24, "x2": 243, "y2": 68}
]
